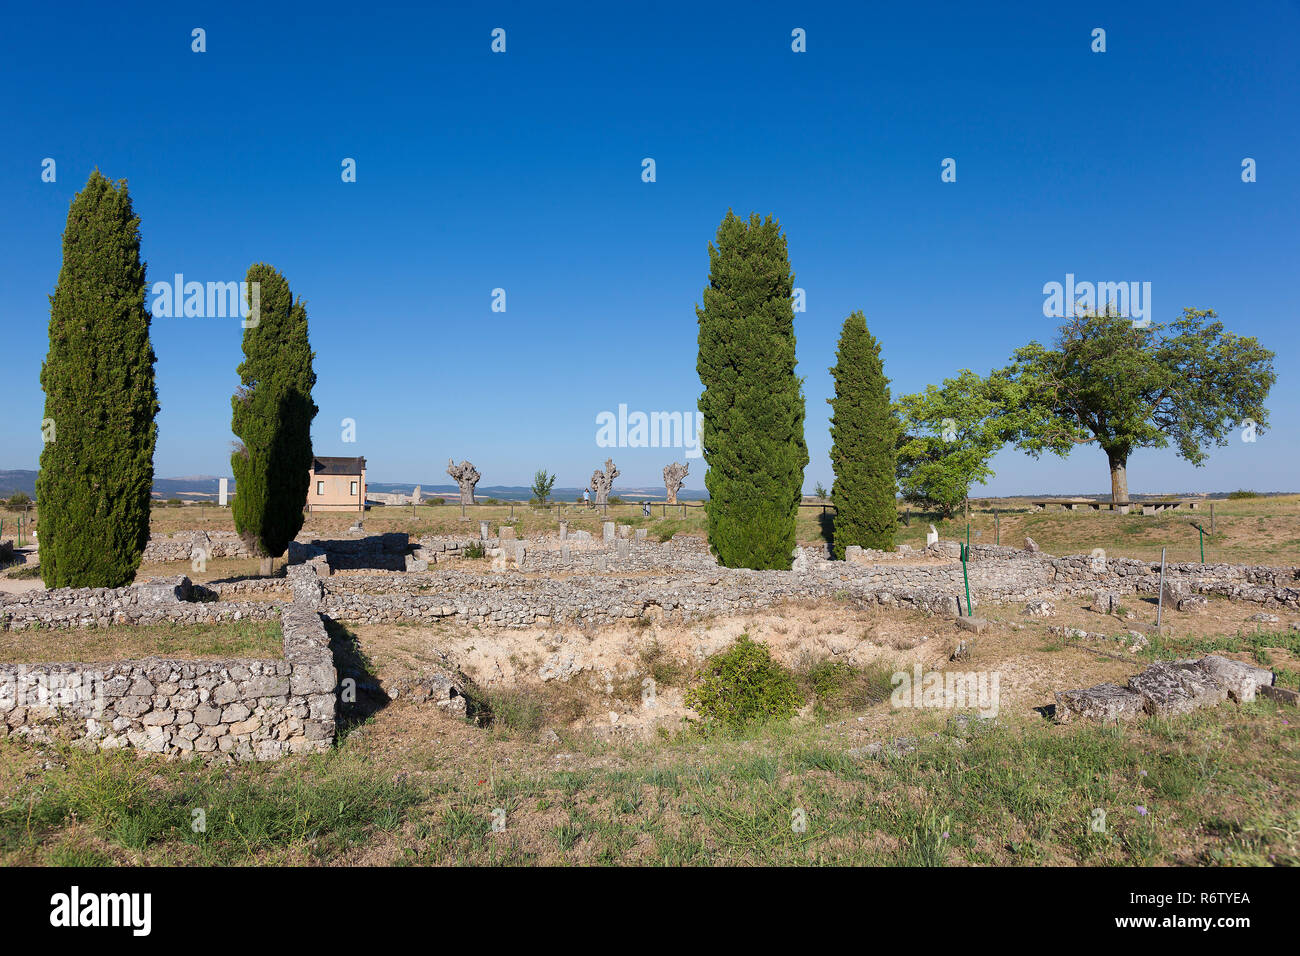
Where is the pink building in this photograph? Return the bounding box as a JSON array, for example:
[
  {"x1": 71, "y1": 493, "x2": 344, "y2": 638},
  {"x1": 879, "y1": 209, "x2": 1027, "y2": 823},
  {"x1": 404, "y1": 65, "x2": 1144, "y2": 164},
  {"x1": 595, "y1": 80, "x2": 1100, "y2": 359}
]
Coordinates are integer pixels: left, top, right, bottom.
[{"x1": 306, "y1": 456, "x2": 366, "y2": 513}]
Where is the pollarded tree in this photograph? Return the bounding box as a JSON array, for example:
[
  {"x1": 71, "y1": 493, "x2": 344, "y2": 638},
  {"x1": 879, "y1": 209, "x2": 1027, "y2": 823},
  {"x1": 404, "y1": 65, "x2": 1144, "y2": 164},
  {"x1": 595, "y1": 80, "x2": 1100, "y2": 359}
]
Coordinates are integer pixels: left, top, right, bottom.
[
  {"x1": 696, "y1": 210, "x2": 808, "y2": 569},
  {"x1": 37, "y1": 171, "x2": 159, "y2": 588},
  {"x1": 231, "y1": 264, "x2": 317, "y2": 574},
  {"x1": 1000, "y1": 308, "x2": 1275, "y2": 502},
  {"x1": 828, "y1": 312, "x2": 898, "y2": 557}
]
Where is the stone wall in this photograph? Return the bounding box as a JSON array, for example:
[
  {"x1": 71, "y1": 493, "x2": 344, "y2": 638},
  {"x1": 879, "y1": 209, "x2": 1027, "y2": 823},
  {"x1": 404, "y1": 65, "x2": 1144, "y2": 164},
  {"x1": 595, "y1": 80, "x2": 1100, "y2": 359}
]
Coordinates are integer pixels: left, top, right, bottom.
[
  {"x1": 0, "y1": 576, "x2": 281, "y2": 631},
  {"x1": 142, "y1": 531, "x2": 251, "y2": 562},
  {"x1": 2, "y1": 529, "x2": 1293, "y2": 759},
  {"x1": 312, "y1": 541, "x2": 1299, "y2": 629},
  {"x1": 0, "y1": 606, "x2": 336, "y2": 759},
  {"x1": 0, "y1": 573, "x2": 336, "y2": 760}
]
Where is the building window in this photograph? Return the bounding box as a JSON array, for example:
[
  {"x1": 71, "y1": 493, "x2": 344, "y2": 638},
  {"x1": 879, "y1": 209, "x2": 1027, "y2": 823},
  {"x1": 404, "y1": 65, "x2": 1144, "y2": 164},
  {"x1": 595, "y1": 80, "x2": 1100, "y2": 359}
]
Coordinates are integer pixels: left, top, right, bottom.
[
  {"x1": 350, "y1": 480, "x2": 358, "y2": 496},
  {"x1": 316, "y1": 481, "x2": 324, "y2": 496}
]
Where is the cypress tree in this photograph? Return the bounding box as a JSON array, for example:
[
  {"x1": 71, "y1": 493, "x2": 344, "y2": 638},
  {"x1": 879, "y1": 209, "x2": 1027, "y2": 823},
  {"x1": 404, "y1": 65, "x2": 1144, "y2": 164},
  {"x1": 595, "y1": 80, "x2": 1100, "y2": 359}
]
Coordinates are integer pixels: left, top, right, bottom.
[
  {"x1": 828, "y1": 311, "x2": 898, "y2": 557},
  {"x1": 230, "y1": 264, "x2": 317, "y2": 573},
  {"x1": 696, "y1": 211, "x2": 808, "y2": 569},
  {"x1": 37, "y1": 171, "x2": 158, "y2": 588}
]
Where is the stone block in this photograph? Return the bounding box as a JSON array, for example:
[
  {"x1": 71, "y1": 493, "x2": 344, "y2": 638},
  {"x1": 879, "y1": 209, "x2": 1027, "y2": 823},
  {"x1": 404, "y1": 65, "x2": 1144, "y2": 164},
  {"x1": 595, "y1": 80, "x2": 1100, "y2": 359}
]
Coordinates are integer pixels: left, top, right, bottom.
[
  {"x1": 1054, "y1": 683, "x2": 1145, "y2": 723},
  {"x1": 1197, "y1": 655, "x2": 1273, "y2": 702}
]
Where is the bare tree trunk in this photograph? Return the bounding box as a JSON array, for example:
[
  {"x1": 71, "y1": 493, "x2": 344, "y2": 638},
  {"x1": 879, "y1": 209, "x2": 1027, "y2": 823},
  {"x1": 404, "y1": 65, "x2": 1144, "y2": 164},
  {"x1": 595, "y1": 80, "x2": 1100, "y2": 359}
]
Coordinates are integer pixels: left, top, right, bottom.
[{"x1": 1108, "y1": 452, "x2": 1129, "y2": 504}]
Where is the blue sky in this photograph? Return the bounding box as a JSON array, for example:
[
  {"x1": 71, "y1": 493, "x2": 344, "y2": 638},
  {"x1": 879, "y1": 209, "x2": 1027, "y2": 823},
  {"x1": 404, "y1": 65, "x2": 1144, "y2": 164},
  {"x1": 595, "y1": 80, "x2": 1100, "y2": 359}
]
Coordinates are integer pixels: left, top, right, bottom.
[{"x1": 2, "y1": 1, "x2": 1296, "y2": 494}]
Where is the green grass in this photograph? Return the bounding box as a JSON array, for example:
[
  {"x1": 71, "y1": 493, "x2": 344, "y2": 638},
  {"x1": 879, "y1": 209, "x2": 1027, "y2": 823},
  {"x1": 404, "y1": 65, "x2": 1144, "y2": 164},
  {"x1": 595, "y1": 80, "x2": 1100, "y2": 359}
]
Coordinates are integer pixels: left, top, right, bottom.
[
  {"x1": 799, "y1": 658, "x2": 897, "y2": 716},
  {"x1": 0, "y1": 748, "x2": 423, "y2": 865},
  {"x1": 481, "y1": 688, "x2": 546, "y2": 736},
  {"x1": 1139, "y1": 628, "x2": 1300, "y2": 688},
  {"x1": 3, "y1": 698, "x2": 1294, "y2": 866}
]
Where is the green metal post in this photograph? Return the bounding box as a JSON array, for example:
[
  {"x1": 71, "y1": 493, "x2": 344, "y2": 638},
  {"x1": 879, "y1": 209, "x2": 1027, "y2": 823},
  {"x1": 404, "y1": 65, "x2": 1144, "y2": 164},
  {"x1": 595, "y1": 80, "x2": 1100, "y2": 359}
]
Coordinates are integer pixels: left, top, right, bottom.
[
  {"x1": 961, "y1": 542, "x2": 972, "y2": 617},
  {"x1": 1199, "y1": 525, "x2": 1204, "y2": 563}
]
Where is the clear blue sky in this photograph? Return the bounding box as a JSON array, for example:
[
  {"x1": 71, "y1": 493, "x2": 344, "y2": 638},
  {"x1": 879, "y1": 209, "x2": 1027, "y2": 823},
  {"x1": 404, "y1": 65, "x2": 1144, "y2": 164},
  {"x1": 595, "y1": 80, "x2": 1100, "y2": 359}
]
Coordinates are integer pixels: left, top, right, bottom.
[{"x1": 2, "y1": 1, "x2": 1296, "y2": 494}]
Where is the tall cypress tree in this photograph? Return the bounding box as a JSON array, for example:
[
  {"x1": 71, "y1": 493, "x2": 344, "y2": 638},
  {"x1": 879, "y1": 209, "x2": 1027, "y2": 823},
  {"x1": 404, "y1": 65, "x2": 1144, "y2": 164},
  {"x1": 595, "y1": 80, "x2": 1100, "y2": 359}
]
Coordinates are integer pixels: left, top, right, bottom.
[
  {"x1": 37, "y1": 171, "x2": 158, "y2": 589},
  {"x1": 231, "y1": 264, "x2": 317, "y2": 573},
  {"x1": 828, "y1": 311, "x2": 898, "y2": 557},
  {"x1": 696, "y1": 211, "x2": 808, "y2": 569}
]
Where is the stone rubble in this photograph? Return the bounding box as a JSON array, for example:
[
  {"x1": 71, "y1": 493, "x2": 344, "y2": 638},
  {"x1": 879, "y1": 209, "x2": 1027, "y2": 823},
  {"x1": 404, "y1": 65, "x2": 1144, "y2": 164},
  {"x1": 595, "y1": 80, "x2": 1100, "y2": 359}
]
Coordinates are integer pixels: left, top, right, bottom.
[{"x1": 1055, "y1": 655, "x2": 1274, "y2": 722}]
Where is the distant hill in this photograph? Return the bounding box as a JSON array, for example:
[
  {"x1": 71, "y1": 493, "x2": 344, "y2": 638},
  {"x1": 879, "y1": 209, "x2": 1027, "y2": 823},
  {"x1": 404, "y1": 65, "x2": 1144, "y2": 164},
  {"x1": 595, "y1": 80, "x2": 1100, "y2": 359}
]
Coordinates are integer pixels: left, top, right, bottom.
[
  {"x1": 1, "y1": 468, "x2": 1292, "y2": 504},
  {"x1": 368, "y1": 482, "x2": 708, "y2": 502},
  {"x1": 0, "y1": 471, "x2": 36, "y2": 497}
]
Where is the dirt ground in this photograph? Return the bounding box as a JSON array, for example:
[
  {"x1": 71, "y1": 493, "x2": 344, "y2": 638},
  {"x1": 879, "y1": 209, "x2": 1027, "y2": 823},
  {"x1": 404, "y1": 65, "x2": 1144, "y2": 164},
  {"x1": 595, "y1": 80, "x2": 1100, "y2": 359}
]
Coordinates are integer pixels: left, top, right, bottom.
[{"x1": 344, "y1": 593, "x2": 1299, "y2": 747}]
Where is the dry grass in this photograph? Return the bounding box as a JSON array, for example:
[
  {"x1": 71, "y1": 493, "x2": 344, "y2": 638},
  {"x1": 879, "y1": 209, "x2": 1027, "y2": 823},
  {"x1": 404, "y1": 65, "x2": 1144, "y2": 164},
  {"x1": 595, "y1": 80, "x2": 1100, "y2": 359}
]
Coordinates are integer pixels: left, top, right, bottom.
[
  {"x1": 7, "y1": 493, "x2": 1298, "y2": 569},
  {"x1": 0, "y1": 618, "x2": 283, "y2": 663},
  {"x1": 0, "y1": 595, "x2": 1296, "y2": 866}
]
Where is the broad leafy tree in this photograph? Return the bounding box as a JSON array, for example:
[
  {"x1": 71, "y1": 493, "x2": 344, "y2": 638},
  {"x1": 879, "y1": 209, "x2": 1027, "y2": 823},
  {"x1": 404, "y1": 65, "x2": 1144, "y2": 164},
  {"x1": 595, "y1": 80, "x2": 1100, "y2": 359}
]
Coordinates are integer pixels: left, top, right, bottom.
[
  {"x1": 896, "y1": 370, "x2": 1007, "y2": 519},
  {"x1": 1000, "y1": 308, "x2": 1275, "y2": 501},
  {"x1": 696, "y1": 211, "x2": 808, "y2": 569},
  {"x1": 37, "y1": 171, "x2": 158, "y2": 588},
  {"x1": 530, "y1": 469, "x2": 556, "y2": 505}
]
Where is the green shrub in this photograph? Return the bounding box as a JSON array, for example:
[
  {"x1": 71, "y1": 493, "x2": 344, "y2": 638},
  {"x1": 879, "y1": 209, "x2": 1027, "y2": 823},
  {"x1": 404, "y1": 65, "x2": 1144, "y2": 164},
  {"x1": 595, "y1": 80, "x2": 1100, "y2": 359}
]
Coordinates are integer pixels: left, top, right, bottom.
[
  {"x1": 1227, "y1": 490, "x2": 1260, "y2": 499},
  {"x1": 685, "y1": 635, "x2": 802, "y2": 731},
  {"x1": 462, "y1": 542, "x2": 485, "y2": 559},
  {"x1": 424, "y1": 497, "x2": 446, "y2": 506}
]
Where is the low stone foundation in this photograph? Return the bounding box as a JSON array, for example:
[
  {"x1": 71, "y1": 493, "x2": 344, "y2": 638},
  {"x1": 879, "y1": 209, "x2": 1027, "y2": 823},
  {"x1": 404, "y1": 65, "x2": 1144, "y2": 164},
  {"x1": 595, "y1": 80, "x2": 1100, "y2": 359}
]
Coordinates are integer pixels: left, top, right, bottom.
[
  {"x1": 0, "y1": 605, "x2": 336, "y2": 759},
  {"x1": 2, "y1": 530, "x2": 1295, "y2": 759}
]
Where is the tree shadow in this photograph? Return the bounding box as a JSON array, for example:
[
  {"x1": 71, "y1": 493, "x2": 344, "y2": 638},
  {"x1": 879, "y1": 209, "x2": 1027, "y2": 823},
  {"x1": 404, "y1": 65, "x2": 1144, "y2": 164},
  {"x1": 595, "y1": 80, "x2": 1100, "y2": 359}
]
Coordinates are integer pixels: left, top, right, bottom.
[
  {"x1": 817, "y1": 512, "x2": 834, "y2": 546},
  {"x1": 324, "y1": 616, "x2": 389, "y2": 741}
]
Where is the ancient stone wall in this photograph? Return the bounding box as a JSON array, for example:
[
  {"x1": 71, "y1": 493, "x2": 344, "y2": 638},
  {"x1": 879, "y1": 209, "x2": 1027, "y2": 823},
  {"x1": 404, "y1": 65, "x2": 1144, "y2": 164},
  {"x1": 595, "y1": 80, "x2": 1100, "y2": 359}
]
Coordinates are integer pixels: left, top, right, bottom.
[
  {"x1": 1, "y1": 530, "x2": 1293, "y2": 760},
  {"x1": 142, "y1": 530, "x2": 252, "y2": 562},
  {"x1": 0, "y1": 605, "x2": 336, "y2": 760},
  {"x1": 0, "y1": 576, "x2": 281, "y2": 630}
]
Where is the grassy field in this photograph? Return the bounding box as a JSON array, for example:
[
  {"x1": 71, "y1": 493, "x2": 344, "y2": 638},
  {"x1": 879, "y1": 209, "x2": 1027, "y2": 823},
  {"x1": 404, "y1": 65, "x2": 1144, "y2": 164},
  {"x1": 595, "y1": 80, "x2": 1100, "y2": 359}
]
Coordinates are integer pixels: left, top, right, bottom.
[
  {"x1": 0, "y1": 696, "x2": 1293, "y2": 866},
  {"x1": 0, "y1": 618, "x2": 283, "y2": 663},
  {"x1": 0, "y1": 596, "x2": 1295, "y2": 866}
]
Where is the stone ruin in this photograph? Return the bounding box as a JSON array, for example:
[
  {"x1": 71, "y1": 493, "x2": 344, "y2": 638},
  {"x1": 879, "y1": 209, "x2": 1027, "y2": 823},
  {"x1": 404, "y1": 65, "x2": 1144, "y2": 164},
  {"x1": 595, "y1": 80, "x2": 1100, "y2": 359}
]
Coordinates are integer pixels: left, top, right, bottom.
[
  {"x1": 447, "y1": 458, "x2": 480, "y2": 505},
  {"x1": 590, "y1": 458, "x2": 619, "y2": 506},
  {"x1": 663, "y1": 461, "x2": 688, "y2": 504},
  {"x1": 1055, "y1": 655, "x2": 1281, "y2": 722},
  {"x1": 5, "y1": 527, "x2": 1298, "y2": 758}
]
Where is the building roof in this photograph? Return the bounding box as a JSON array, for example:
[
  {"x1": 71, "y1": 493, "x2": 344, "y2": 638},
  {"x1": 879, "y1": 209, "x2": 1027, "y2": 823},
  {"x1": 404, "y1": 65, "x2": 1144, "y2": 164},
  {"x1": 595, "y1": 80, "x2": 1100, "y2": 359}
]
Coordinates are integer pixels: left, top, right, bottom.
[{"x1": 311, "y1": 456, "x2": 366, "y2": 476}]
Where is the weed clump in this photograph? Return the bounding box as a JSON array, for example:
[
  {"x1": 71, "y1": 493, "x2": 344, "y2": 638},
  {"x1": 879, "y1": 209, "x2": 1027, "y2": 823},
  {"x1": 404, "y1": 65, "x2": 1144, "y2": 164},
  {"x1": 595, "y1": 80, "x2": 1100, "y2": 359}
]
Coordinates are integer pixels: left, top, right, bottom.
[{"x1": 685, "y1": 635, "x2": 801, "y2": 731}]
